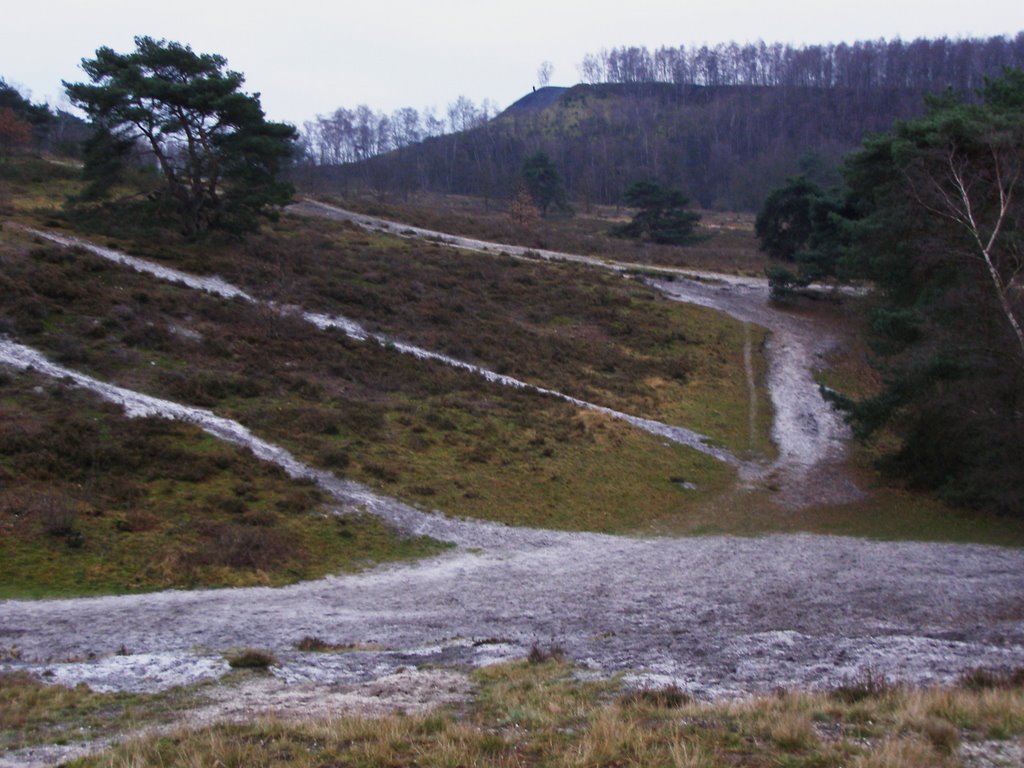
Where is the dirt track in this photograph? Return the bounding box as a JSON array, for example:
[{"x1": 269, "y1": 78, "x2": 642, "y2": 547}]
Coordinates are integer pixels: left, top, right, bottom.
[
  {"x1": 2, "y1": 212, "x2": 1023, "y2": 762},
  {"x1": 291, "y1": 199, "x2": 860, "y2": 504}
]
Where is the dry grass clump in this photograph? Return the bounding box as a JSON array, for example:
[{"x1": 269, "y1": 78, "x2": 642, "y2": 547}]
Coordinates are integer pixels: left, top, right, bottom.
[
  {"x1": 0, "y1": 670, "x2": 195, "y2": 753},
  {"x1": 35, "y1": 658, "x2": 1024, "y2": 768},
  {"x1": 619, "y1": 683, "x2": 692, "y2": 709},
  {"x1": 293, "y1": 636, "x2": 384, "y2": 653},
  {"x1": 225, "y1": 648, "x2": 278, "y2": 670}
]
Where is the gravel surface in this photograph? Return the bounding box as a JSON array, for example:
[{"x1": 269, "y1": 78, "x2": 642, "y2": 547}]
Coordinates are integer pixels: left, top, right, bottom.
[{"x1": 3, "y1": 523, "x2": 1022, "y2": 697}]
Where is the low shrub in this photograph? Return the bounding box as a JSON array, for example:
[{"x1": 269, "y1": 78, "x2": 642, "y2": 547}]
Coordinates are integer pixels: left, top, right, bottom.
[
  {"x1": 226, "y1": 649, "x2": 278, "y2": 669},
  {"x1": 33, "y1": 493, "x2": 77, "y2": 537}
]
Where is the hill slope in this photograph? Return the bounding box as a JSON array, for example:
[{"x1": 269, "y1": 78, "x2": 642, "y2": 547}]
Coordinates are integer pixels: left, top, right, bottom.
[{"x1": 307, "y1": 82, "x2": 936, "y2": 210}]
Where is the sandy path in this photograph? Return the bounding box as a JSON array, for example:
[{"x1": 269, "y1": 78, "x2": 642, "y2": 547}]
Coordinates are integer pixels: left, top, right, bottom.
[
  {"x1": 2, "y1": 210, "x2": 1023, "y2": 764},
  {"x1": 291, "y1": 200, "x2": 858, "y2": 502},
  {"x1": 2, "y1": 340, "x2": 1022, "y2": 704},
  {"x1": 291, "y1": 198, "x2": 762, "y2": 284},
  {"x1": 18, "y1": 226, "x2": 733, "y2": 463},
  {"x1": 649, "y1": 277, "x2": 860, "y2": 505}
]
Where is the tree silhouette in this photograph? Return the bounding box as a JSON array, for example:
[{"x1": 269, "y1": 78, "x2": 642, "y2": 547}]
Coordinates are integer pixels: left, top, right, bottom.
[
  {"x1": 612, "y1": 181, "x2": 701, "y2": 244},
  {"x1": 65, "y1": 36, "x2": 297, "y2": 236}
]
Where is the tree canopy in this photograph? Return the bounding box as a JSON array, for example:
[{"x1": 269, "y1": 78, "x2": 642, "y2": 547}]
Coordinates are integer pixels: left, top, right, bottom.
[
  {"x1": 65, "y1": 37, "x2": 297, "y2": 236},
  {"x1": 813, "y1": 69, "x2": 1024, "y2": 513},
  {"x1": 612, "y1": 181, "x2": 701, "y2": 245},
  {"x1": 520, "y1": 151, "x2": 569, "y2": 216},
  {"x1": 755, "y1": 176, "x2": 824, "y2": 261},
  {"x1": 755, "y1": 176, "x2": 848, "y2": 295}
]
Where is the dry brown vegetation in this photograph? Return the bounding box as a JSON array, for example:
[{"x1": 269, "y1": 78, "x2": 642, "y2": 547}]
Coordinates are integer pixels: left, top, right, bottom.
[
  {"x1": 12, "y1": 660, "x2": 1018, "y2": 768},
  {"x1": 325, "y1": 191, "x2": 773, "y2": 274}
]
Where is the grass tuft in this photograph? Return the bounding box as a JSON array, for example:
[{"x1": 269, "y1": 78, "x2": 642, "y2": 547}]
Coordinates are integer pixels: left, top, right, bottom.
[
  {"x1": 527, "y1": 644, "x2": 566, "y2": 664},
  {"x1": 57, "y1": 660, "x2": 1024, "y2": 768},
  {"x1": 225, "y1": 649, "x2": 278, "y2": 669},
  {"x1": 958, "y1": 667, "x2": 1024, "y2": 691},
  {"x1": 831, "y1": 669, "x2": 898, "y2": 704},
  {"x1": 620, "y1": 684, "x2": 692, "y2": 709}
]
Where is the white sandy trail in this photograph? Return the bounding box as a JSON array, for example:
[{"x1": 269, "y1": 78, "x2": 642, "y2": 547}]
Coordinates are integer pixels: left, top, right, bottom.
[
  {"x1": 292, "y1": 198, "x2": 759, "y2": 284},
  {"x1": 21, "y1": 226, "x2": 734, "y2": 463},
  {"x1": 2, "y1": 326, "x2": 1023, "y2": 736},
  {"x1": 290, "y1": 201, "x2": 858, "y2": 503},
  {"x1": 2, "y1": 211, "x2": 1021, "y2": 766}
]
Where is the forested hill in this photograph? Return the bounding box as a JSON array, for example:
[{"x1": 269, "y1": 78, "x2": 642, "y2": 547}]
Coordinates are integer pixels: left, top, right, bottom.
[
  {"x1": 300, "y1": 82, "x2": 933, "y2": 210},
  {"x1": 298, "y1": 33, "x2": 1024, "y2": 211}
]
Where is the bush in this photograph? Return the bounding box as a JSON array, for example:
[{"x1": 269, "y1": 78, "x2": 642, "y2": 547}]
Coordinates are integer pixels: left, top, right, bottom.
[
  {"x1": 33, "y1": 493, "x2": 77, "y2": 537},
  {"x1": 226, "y1": 649, "x2": 278, "y2": 669}
]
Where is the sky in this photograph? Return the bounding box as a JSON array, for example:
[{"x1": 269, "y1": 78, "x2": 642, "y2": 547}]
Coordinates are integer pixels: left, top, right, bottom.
[{"x1": 3, "y1": 0, "x2": 1022, "y2": 126}]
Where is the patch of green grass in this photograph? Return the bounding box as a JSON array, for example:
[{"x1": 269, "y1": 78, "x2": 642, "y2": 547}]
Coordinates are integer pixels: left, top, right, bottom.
[
  {"x1": 360, "y1": 409, "x2": 735, "y2": 532},
  {"x1": 0, "y1": 373, "x2": 446, "y2": 598},
  {"x1": 652, "y1": 481, "x2": 1024, "y2": 547}
]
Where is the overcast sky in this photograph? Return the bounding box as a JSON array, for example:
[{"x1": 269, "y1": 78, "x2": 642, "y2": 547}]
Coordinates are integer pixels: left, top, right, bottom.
[{"x1": 3, "y1": 1, "x2": 1021, "y2": 126}]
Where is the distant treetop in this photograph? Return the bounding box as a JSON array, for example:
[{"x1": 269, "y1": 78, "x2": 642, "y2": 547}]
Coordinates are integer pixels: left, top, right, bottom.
[{"x1": 579, "y1": 33, "x2": 1024, "y2": 91}]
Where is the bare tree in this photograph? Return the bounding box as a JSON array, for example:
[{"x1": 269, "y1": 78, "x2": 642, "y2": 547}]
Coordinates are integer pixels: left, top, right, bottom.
[
  {"x1": 537, "y1": 60, "x2": 554, "y2": 87},
  {"x1": 912, "y1": 135, "x2": 1024, "y2": 359}
]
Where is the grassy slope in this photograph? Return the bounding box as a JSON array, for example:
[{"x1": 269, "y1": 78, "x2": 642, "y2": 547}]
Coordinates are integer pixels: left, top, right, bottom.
[
  {"x1": 325, "y1": 191, "x2": 773, "y2": 274},
  {"x1": 2, "y1": 165, "x2": 752, "y2": 562},
  {"x1": 0, "y1": 225, "x2": 738, "y2": 535},
  {"x1": 0, "y1": 370, "x2": 444, "y2": 598},
  {"x1": 57, "y1": 210, "x2": 773, "y2": 457},
  {"x1": 4, "y1": 660, "x2": 1018, "y2": 768},
  {"x1": 3, "y1": 156, "x2": 1022, "y2": 567}
]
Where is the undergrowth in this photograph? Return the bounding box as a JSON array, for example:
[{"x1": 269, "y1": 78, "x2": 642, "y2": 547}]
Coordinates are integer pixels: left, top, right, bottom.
[
  {"x1": 0, "y1": 221, "x2": 739, "y2": 544},
  {"x1": 0, "y1": 371, "x2": 445, "y2": 597}
]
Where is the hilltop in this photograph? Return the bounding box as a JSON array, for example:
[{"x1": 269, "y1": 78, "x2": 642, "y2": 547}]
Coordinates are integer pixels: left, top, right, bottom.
[
  {"x1": 305, "y1": 81, "x2": 935, "y2": 210},
  {"x1": 500, "y1": 85, "x2": 570, "y2": 114}
]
